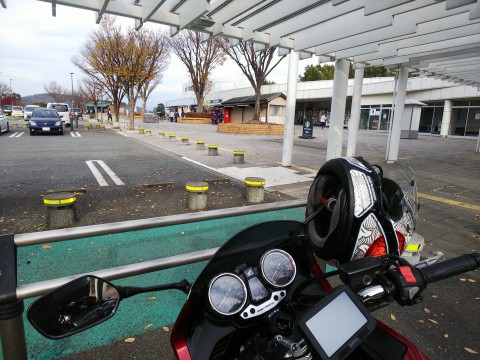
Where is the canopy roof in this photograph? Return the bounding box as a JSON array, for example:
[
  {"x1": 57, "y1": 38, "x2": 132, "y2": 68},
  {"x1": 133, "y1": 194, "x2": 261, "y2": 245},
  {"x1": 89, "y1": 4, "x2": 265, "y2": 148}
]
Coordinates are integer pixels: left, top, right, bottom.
[
  {"x1": 222, "y1": 93, "x2": 285, "y2": 107},
  {"x1": 7, "y1": 0, "x2": 479, "y2": 87}
]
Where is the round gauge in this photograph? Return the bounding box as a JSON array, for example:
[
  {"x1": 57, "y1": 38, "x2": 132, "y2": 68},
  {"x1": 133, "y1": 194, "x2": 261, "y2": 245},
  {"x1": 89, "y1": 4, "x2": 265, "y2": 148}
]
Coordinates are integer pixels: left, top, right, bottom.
[
  {"x1": 260, "y1": 249, "x2": 296, "y2": 288},
  {"x1": 208, "y1": 273, "x2": 247, "y2": 316}
]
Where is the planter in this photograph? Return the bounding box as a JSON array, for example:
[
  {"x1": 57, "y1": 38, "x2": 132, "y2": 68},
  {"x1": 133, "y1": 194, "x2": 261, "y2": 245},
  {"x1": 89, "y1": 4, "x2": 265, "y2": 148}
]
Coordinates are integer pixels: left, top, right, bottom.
[
  {"x1": 177, "y1": 117, "x2": 211, "y2": 124},
  {"x1": 218, "y1": 123, "x2": 284, "y2": 135}
]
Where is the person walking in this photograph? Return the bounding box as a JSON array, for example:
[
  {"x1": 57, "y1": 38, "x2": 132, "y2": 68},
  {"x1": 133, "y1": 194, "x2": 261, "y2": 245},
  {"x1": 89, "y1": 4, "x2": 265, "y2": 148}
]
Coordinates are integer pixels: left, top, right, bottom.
[{"x1": 108, "y1": 109, "x2": 113, "y2": 121}]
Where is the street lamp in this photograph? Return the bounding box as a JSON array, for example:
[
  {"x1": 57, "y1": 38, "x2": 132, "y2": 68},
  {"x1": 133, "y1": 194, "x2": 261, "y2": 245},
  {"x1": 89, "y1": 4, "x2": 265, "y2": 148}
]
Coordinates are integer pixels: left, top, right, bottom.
[{"x1": 70, "y1": 73, "x2": 74, "y2": 129}]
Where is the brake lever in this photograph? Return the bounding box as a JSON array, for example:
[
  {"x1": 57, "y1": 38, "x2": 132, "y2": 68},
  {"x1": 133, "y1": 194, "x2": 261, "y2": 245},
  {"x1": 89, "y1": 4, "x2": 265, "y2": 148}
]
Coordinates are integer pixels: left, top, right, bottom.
[{"x1": 413, "y1": 252, "x2": 444, "y2": 269}]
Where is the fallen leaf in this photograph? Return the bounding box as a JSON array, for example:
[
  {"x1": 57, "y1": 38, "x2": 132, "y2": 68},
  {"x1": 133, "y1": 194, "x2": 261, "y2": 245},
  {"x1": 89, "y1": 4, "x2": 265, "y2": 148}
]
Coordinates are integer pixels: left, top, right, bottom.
[
  {"x1": 124, "y1": 338, "x2": 135, "y2": 343},
  {"x1": 467, "y1": 279, "x2": 476, "y2": 283},
  {"x1": 390, "y1": 314, "x2": 396, "y2": 321},
  {"x1": 31, "y1": 252, "x2": 35, "y2": 256},
  {"x1": 163, "y1": 326, "x2": 170, "y2": 332},
  {"x1": 459, "y1": 278, "x2": 466, "y2": 282},
  {"x1": 464, "y1": 348, "x2": 478, "y2": 354},
  {"x1": 418, "y1": 320, "x2": 424, "y2": 323},
  {"x1": 144, "y1": 324, "x2": 153, "y2": 330},
  {"x1": 428, "y1": 318, "x2": 439, "y2": 324},
  {"x1": 432, "y1": 295, "x2": 438, "y2": 299},
  {"x1": 443, "y1": 334, "x2": 448, "y2": 338},
  {"x1": 147, "y1": 296, "x2": 156, "y2": 301},
  {"x1": 42, "y1": 244, "x2": 52, "y2": 249},
  {"x1": 424, "y1": 308, "x2": 431, "y2": 314}
]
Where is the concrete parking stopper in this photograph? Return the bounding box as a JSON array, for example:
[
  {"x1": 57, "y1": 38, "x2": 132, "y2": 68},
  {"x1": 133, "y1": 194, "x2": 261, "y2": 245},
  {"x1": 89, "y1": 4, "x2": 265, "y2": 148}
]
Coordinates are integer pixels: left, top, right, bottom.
[
  {"x1": 196, "y1": 140, "x2": 205, "y2": 150},
  {"x1": 401, "y1": 233, "x2": 424, "y2": 265},
  {"x1": 169, "y1": 134, "x2": 176, "y2": 141},
  {"x1": 158, "y1": 131, "x2": 165, "y2": 138},
  {"x1": 186, "y1": 182, "x2": 209, "y2": 210},
  {"x1": 181, "y1": 136, "x2": 189, "y2": 144},
  {"x1": 208, "y1": 145, "x2": 218, "y2": 156},
  {"x1": 138, "y1": 128, "x2": 145, "y2": 134},
  {"x1": 245, "y1": 177, "x2": 265, "y2": 203},
  {"x1": 145, "y1": 129, "x2": 152, "y2": 136},
  {"x1": 43, "y1": 192, "x2": 77, "y2": 228},
  {"x1": 233, "y1": 151, "x2": 245, "y2": 164}
]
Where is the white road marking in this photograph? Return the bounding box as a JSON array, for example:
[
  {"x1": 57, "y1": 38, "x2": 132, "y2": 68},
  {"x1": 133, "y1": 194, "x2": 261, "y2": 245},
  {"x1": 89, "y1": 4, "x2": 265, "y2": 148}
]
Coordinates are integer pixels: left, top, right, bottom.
[
  {"x1": 181, "y1": 157, "x2": 314, "y2": 188},
  {"x1": 86, "y1": 160, "x2": 125, "y2": 186},
  {"x1": 9, "y1": 132, "x2": 23, "y2": 137},
  {"x1": 117, "y1": 132, "x2": 129, "y2": 137},
  {"x1": 181, "y1": 157, "x2": 217, "y2": 172},
  {"x1": 70, "y1": 132, "x2": 82, "y2": 137}
]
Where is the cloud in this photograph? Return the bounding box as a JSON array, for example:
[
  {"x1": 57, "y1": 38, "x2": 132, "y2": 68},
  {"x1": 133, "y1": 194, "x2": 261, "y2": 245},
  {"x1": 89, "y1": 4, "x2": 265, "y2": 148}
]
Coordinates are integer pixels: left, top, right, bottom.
[{"x1": 1, "y1": 0, "x2": 318, "y2": 110}]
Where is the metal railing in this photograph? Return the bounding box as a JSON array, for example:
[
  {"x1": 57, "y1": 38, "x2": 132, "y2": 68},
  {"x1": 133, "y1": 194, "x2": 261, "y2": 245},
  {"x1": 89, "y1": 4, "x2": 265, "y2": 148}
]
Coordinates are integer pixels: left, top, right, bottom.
[{"x1": 1, "y1": 199, "x2": 306, "y2": 360}]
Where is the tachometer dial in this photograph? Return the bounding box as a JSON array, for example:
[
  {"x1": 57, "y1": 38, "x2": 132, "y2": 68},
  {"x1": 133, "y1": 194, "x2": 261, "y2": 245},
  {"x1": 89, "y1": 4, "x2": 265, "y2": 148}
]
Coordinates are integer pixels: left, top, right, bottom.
[
  {"x1": 208, "y1": 273, "x2": 247, "y2": 316},
  {"x1": 260, "y1": 249, "x2": 296, "y2": 287}
]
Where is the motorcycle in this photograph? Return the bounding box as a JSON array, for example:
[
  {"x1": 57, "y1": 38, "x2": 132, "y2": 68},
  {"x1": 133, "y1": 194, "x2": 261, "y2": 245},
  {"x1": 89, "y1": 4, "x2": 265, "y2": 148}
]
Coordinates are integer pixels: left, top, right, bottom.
[{"x1": 27, "y1": 158, "x2": 480, "y2": 359}]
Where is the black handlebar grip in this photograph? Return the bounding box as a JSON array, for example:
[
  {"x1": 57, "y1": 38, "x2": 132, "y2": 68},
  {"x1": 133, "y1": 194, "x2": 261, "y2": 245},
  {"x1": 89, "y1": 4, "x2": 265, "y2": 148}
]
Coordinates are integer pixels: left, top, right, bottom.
[{"x1": 419, "y1": 253, "x2": 480, "y2": 285}]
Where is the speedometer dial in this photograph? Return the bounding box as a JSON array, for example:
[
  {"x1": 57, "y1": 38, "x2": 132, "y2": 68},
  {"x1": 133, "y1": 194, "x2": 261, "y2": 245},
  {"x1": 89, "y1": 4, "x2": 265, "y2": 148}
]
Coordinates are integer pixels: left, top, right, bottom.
[
  {"x1": 208, "y1": 273, "x2": 247, "y2": 316},
  {"x1": 260, "y1": 249, "x2": 296, "y2": 287}
]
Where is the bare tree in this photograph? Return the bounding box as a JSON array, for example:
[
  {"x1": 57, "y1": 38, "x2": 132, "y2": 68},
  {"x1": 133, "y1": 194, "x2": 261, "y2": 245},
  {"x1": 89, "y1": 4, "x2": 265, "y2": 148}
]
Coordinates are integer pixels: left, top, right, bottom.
[
  {"x1": 120, "y1": 27, "x2": 170, "y2": 129},
  {"x1": 44, "y1": 81, "x2": 67, "y2": 103},
  {"x1": 0, "y1": 83, "x2": 9, "y2": 96},
  {"x1": 219, "y1": 41, "x2": 286, "y2": 121},
  {"x1": 79, "y1": 77, "x2": 101, "y2": 120},
  {"x1": 170, "y1": 30, "x2": 227, "y2": 113},
  {"x1": 72, "y1": 16, "x2": 126, "y2": 122},
  {"x1": 140, "y1": 76, "x2": 162, "y2": 115}
]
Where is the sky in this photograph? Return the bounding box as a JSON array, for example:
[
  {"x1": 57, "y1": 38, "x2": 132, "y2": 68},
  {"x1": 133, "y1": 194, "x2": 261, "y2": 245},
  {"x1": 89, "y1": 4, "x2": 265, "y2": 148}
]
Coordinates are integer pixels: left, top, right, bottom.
[{"x1": 0, "y1": 0, "x2": 318, "y2": 111}]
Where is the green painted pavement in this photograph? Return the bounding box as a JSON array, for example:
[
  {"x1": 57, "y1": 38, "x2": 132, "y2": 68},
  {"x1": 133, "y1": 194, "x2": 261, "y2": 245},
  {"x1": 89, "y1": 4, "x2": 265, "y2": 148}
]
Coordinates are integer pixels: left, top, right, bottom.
[{"x1": 3, "y1": 208, "x2": 305, "y2": 359}]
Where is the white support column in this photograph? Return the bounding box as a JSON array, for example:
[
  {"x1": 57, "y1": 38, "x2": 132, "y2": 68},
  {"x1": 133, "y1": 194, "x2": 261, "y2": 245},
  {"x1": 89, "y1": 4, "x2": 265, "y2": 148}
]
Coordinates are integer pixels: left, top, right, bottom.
[
  {"x1": 386, "y1": 66, "x2": 409, "y2": 163},
  {"x1": 282, "y1": 51, "x2": 299, "y2": 167},
  {"x1": 326, "y1": 59, "x2": 350, "y2": 161},
  {"x1": 346, "y1": 64, "x2": 365, "y2": 157},
  {"x1": 440, "y1": 99, "x2": 452, "y2": 137}
]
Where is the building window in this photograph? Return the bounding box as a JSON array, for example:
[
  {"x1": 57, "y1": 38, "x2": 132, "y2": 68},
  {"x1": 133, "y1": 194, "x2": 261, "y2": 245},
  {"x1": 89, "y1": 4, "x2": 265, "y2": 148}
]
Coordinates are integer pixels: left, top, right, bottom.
[{"x1": 269, "y1": 105, "x2": 284, "y2": 116}]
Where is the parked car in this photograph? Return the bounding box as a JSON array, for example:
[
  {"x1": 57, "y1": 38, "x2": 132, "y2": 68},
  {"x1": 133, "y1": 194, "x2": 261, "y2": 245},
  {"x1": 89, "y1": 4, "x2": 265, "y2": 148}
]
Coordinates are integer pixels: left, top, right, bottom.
[
  {"x1": 24, "y1": 105, "x2": 40, "y2": 120},
  {"x1": 2, "y1": 105, "x2": 12, "y2": 117},
  {"x1": 69, "y1": 108, "x2": 83, "y2": 120},
  {"x1": 46, "y1": 103, "x2": 70, "y2": 125},
  {"x1": 28, "y1": 108, "x2": 64, "y2": 135},
  {"x1": 0, "y1": 109, "x2": 9, "y2": 134},
  {"x1": 11, "y1": 106, "x2": 24, "y2": 118}
]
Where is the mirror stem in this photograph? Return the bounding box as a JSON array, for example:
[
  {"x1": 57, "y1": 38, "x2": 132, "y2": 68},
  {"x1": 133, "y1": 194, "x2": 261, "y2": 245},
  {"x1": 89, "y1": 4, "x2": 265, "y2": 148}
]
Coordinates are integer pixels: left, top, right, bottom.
[{"x1": 118, "y1": 279, "x2": 191, "y2": 299}]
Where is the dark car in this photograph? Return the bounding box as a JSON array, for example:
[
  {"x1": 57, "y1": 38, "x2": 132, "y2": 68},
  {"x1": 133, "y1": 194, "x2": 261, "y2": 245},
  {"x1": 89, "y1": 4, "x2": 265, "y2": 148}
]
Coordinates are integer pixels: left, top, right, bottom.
[
  {"x1": 29, "y1": 108, "x2": 64, "y2": 135},
  {"x1": 2, "y1": 105, "x2": 12, "y2": 117}
]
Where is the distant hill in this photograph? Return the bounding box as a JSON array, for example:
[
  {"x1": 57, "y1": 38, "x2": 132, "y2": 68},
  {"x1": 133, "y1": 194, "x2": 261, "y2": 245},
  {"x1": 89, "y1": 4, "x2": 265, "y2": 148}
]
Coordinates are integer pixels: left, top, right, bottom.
[{"x1": 22, "y1": 93, "x2": 56, "y2": 105}]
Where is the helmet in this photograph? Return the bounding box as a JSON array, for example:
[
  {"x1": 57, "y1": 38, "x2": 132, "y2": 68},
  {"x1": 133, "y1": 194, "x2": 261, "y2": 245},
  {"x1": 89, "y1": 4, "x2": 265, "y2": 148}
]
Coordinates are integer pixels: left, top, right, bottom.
[{"x1": 306, "y1": 157, "x2": 417, "y2": 265}]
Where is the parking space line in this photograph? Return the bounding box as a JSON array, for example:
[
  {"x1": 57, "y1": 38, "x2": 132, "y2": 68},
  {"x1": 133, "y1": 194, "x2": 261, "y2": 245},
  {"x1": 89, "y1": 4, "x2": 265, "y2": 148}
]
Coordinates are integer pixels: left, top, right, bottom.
[
  {"x1": 9, "y1": 132, "x2": 23, "y2": 137},
  {"x1": 418, "y1": 192, "x2": 480, "y2": 211},
  {"x1": 70, "y1": 132, "x2": 82, "y2": 137},
  {"x1": 96, "y1": 160, "x2": 125, "y2": 185},
  {"x1": 85, "y1": 160, "x2": 125, "y2": 186},
  {"x1": 117, "y1": 132, "x2": 129, "y2": 137}
]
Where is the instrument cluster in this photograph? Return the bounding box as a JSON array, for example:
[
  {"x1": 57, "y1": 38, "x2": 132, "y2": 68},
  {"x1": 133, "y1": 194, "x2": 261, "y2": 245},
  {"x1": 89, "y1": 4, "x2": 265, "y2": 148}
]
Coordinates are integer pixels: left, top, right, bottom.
[{"x1": 207, "y1": 249, "x2": 296, "y2": 319}]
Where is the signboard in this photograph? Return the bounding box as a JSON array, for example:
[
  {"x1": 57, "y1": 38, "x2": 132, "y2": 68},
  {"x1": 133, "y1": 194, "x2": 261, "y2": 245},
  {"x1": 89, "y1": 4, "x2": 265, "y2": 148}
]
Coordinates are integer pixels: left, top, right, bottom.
[{"x1": 300, "y1": 119, "x2": 315, "y2": 139}]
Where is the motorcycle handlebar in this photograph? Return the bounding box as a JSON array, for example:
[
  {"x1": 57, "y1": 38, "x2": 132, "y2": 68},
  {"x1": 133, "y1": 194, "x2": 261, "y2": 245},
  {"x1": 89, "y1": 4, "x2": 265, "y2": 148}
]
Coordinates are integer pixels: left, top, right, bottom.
[{"x1": 418, "y1": 253, "x2": 480, "y2": 285}]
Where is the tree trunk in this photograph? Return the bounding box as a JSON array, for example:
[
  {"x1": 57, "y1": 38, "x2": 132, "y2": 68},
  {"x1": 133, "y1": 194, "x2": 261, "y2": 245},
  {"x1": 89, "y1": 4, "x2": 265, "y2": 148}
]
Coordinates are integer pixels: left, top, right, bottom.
[
  {"x1": 129, "y1": 98, "x2": 135, "y2": 130},
  {"x1": 253, "y1": 88, "x2": 261, "y2": 121},
  {"x1": 196, "y1": 94, "x2": 204, "y2": 113}
]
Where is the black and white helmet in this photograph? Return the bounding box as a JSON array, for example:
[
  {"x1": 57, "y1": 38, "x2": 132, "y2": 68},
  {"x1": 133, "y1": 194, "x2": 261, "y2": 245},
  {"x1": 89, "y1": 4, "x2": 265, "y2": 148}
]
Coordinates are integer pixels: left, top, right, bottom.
[{"x1": 306, "y1": 157, "x2": 417, "y2": 265}]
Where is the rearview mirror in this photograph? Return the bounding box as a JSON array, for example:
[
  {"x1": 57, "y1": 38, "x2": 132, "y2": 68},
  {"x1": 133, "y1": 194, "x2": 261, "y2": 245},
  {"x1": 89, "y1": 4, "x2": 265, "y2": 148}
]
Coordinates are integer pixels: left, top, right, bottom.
[{"x1": 27, "y1": 275, "x2": 120, "y2": 339}]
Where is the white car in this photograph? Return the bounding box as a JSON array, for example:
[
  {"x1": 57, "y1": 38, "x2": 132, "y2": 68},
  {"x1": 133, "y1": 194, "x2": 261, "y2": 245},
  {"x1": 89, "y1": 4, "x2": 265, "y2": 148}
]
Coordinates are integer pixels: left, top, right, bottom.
[
  {"x1": 0, "y1": 110, "x2": 9, "y2": 134},
  {"x1": 11, "y1": 106, "x2": 24, "y2": 118},
  {"x1": 24, "y1": 105, "x2": 40, "y2": 119},
  {"x1": 47, "y1": 103, "x2": 70, "y2": 125}
]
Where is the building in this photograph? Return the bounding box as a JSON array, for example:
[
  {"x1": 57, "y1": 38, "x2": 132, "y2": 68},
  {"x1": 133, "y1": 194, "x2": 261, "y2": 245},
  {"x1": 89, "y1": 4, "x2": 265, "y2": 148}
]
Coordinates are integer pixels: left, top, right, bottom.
[{"x1": 167, "y1": 77, "x2": 480, "y2": 137}]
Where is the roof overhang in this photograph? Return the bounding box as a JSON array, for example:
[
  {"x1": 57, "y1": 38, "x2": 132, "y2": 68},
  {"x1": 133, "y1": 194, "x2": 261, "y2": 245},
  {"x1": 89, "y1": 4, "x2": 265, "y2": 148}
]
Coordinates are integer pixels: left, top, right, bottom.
[{"x1": 13, "y1": 0, "x2": 480, "y2": 86}]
